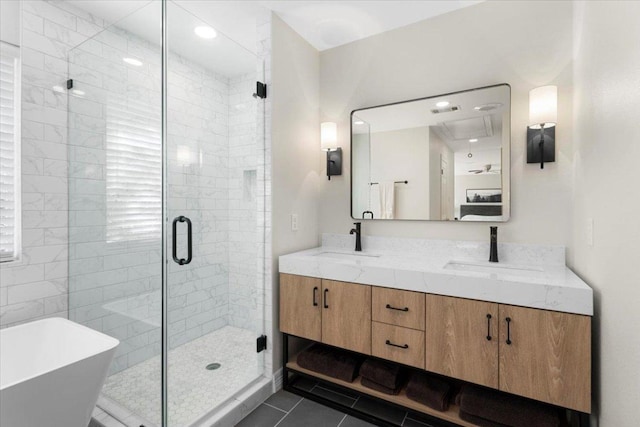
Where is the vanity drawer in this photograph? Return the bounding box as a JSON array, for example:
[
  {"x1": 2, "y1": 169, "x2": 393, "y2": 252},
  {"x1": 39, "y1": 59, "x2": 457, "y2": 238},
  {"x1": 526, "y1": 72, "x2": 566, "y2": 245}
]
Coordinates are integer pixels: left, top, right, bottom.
[
  {"x1": 372, "y1": 287, "x2": 425, "y2": 330},
  {"x1": 372, "y1": 322, "x2": 425, "y2": 369}
]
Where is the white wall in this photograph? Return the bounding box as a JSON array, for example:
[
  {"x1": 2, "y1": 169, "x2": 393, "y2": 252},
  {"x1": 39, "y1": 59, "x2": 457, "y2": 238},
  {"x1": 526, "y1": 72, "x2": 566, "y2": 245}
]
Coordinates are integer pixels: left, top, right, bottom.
[
  {"x1": 428, "y1": 128, "x2": 454, "y2": 220},
  {"x1": 270, "y1": 15, "x2": 321, "y2": 374},
  {"x1": 0, "y1": 0, "x2": 20, "y2": 46},
  {"x1": 370, "y1": 127, "x2": 429, "y2": 219},
  {"x1": 572, "y1": 1, "x2": 640, "y2": 425},
  {"x1": 351, "y1": 132, "x2": 370, "y2": 218},
  {"x1": 319, "y1": 0, "x2": 574, "y2": 246}
]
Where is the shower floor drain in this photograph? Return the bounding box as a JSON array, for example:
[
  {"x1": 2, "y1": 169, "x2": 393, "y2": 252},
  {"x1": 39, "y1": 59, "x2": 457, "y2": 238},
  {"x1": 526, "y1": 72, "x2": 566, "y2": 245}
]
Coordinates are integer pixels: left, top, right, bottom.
[{"x1": 206, "y1": 363, "x2": 221, "y2": 370}]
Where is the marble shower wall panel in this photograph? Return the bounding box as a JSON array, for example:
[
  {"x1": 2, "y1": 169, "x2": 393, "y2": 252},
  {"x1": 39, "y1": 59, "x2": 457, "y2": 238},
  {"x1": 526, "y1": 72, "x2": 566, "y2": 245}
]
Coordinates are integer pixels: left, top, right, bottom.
[
  {"x1": 0, "y1": 0, "x2": 106, "y2": 328},
  {"x1": 166, "y1": 52, "x2": 231, "y2": 350},
  {"x1": 67, "y1": 22, "x2": 164, "y2": 375},
  {"x1": 228, "y1": 72, "x2": 258, "y2": 330}
]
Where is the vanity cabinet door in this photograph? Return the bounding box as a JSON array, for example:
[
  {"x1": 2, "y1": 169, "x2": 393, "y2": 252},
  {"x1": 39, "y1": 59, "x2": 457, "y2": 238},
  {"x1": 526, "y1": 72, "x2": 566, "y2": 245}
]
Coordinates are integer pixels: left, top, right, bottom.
[
  {"x1": 498, "y1": 304, "x2": 591, "y2": 413},
  {"x1": 321, "y1": 280, "x2": 372, "y2": 354},
  {"x1": 425, "y1": 295, "x2": 499, "y2": 389},
  {"x1": 279, "y1": 274, "x2": 322, "y2": 341}
]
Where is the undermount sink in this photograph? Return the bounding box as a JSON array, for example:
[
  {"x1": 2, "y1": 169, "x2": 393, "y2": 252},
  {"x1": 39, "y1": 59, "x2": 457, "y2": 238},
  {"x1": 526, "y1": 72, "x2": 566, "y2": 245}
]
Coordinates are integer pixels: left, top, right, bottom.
[
  {"x1": 314, "y1": 251, "x2": 381, "y2": 260},
  {"x1": 444, "y1": 260, "x2": 544, "y2": 277}
]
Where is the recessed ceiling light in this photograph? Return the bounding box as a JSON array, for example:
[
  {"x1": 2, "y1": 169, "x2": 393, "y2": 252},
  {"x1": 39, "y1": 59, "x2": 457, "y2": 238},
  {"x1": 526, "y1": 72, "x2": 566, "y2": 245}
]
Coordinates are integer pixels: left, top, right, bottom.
[
  {"x1": 123, "y1": 57, "x2": 143, "y2": 67},
  {"x1": 194, "y1": 26, "x2": 217, "y2": 39},
  {"x1": 354, "y1": 120, "x2": 365, "y2": 125},
  {"x1": 469, "y1": 138, "x2": 478, "y2": 143},
  {"x1": 436, "y1": 101, "x2": 450, "y2": 108},
  {"x1": 474, "y1": 102, "x2": 503, "y2": 112}
]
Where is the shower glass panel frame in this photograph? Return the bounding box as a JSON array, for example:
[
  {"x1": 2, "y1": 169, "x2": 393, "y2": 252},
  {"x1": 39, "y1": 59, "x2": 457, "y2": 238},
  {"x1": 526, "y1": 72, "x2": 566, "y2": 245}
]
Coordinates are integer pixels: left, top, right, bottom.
[{"x1": 67, "y1": 1, "x2": 266, "y2": 425}]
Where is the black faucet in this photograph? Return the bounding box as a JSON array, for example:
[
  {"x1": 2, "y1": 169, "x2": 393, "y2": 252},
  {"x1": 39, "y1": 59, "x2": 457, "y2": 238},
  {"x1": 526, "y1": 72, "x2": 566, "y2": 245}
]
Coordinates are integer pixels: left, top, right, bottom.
[
  {"x1": 350, "y1": 222, "x2": 362, "y2": 252},
  {"x1": 489, "y1": 226, "x2": 499, "y2": 263}
]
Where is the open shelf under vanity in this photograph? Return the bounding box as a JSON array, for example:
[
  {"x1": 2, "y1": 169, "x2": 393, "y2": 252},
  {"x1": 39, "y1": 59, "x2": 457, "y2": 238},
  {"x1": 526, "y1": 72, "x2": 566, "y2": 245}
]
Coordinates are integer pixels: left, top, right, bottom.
[{"x1": 285, "y1": 357, "x2": 473, "y2": 427}]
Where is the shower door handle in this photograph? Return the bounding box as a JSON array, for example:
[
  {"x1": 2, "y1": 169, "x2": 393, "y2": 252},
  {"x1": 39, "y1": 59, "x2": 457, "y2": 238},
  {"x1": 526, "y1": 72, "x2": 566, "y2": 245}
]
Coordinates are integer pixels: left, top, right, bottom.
[{"x1": 172, "y1": 216, "x2": 193, "y2": 265}]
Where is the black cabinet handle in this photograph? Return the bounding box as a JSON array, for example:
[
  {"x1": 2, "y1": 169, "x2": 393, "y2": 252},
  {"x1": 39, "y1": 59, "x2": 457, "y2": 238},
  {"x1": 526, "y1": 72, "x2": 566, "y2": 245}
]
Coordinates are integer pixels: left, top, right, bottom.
[
  {"x1": 385, "y1": 304, "x2": 409, "y2": 312},
  {"x1": 506, "y1": 317, "x2": 512, "y2": 345},
  {"x1": 312, "y1": 286, "x2": 318, "y2": 307},
  {"x1": 172, "y1": 216, "x2": 193, "y2": 265},
  {"x1": 323, "y1": 288, "x2": 329, "y2": 309},
  {"x1": 385, "y1": 340, "x2": 409, "y2": 349},
  {"x1": 486, "y1": 314, "x2": 492, "y2": 341}
]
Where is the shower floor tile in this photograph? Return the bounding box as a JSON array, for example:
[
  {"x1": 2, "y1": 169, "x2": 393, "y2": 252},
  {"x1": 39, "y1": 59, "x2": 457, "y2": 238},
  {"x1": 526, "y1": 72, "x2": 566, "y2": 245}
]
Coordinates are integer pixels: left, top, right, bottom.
[{"x1": 102, "y1": 326, "x2": 261, "y2": 427}]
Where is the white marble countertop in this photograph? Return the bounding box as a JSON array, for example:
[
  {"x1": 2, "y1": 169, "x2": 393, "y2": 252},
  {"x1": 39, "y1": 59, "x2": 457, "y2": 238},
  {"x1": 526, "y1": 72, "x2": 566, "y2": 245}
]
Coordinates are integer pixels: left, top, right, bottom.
[{"x1": 278, "y1": 234, "x2": 593, "y2": 316}]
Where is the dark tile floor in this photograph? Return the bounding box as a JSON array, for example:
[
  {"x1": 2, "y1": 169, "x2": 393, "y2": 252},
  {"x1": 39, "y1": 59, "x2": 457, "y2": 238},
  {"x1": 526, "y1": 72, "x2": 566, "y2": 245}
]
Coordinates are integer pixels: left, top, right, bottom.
[{"x1": 236, "y1": 376, "x2": 439, "y2": 427}]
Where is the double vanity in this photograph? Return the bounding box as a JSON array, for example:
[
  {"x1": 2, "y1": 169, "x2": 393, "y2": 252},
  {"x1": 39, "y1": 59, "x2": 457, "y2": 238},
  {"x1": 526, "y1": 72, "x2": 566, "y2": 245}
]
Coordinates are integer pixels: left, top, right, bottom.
[{"x1": 279, "y1": 234, "x2": 592, "y2": 426}]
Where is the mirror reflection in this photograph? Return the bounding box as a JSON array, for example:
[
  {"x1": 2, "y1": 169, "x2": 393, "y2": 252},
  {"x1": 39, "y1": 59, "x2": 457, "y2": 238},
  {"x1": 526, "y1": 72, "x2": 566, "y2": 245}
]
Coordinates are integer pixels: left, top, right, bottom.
[{"x1": 351, "y1": 84, "x2": 510, "y2": 221}]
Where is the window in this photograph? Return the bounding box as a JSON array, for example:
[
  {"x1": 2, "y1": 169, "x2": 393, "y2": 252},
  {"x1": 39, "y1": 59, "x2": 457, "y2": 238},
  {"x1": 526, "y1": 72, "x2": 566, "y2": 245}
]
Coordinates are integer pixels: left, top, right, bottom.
[
  {"x1": 0, "y1": 41, "x2": 20, "y2": 262},
  {"x1": 106, "y1": 96, "x2": 162, "y2": 243}
]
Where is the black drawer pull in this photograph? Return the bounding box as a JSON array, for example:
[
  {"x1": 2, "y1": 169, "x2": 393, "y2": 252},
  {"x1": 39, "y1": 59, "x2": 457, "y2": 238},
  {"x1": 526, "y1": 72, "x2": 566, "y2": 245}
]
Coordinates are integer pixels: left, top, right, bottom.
[
  {"x1": 312, "y1": 286, "x2": 318, "y2": 307},
  {"x1": 323, "y1": 288, "x2": 329, "y2": 309},
  {"x1": 486, "y1": 314, "x2": 492, "y2": 341},
  {"x1": 506, "y1": 317, "x2": 512, "y2": 345},
  {"x1": 385, "y1": 340, "x2": 409, "y2": 349},
  {"x1": 385, "y1": 304, "x2": 409, "y2": 312}
]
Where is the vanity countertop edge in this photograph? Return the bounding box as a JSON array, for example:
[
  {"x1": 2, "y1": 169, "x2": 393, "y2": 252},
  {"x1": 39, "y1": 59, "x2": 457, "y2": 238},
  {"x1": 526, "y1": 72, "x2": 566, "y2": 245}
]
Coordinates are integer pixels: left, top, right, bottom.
[{"x1": 279, "y1": 246, "x2": 593, "y2": 316}]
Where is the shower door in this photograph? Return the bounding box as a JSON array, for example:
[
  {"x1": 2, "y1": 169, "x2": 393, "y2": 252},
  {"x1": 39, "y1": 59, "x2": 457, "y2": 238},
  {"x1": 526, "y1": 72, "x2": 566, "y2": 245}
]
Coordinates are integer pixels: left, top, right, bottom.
[
  {"x1": 67, "y1": 0, "x2": 265, "y2": 425},
  {"x1": 67, "y1": 1, "x2": 163, "y2": 425},
  {"x1": 164, "y1": 2, "x2": 266, "y2": 426}
]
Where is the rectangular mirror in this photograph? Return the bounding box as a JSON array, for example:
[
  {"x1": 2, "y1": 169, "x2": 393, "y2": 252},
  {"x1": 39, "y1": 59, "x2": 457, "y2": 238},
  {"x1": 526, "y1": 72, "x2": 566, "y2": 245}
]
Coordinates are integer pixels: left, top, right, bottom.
[{"x1": 351, "y1": 84, "x2": 510, "y2": 221}]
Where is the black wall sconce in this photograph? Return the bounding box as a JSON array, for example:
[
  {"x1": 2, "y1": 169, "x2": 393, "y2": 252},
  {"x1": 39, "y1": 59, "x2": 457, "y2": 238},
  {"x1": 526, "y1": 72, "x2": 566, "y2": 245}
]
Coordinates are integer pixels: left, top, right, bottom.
[
  {"x1": 527, "y1": 85, "x2": 557, "y2": 169},
  {"x1": 321, "y1": 122, "x2": 342, "y2": 180}
]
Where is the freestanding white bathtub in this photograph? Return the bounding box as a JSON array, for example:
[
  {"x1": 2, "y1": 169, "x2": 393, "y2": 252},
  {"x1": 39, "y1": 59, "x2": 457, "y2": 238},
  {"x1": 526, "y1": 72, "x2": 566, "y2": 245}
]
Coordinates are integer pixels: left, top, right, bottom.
[{"x1": 0, "y1": 317, "x2": 119, "y2": 427}]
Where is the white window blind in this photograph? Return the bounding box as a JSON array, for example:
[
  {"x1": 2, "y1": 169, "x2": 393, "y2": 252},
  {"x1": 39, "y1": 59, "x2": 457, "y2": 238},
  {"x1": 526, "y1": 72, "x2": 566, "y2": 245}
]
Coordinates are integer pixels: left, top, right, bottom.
[
  {"x1": 106, "y1": 96, "x2": 162, "y2": 243},
  {"x1": 0, "y1": 41, "x2": 20, "y2": 262}
]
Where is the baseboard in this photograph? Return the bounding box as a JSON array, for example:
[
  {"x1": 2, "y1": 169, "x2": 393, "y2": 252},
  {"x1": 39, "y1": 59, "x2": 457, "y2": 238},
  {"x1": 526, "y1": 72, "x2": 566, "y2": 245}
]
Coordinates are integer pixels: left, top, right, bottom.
[
  {"x1": 273, "y1": 368, "x2": 283, "y2": 392},
  {"x1": 198, "y1": 376, "x2": 274, "y2": 427}
]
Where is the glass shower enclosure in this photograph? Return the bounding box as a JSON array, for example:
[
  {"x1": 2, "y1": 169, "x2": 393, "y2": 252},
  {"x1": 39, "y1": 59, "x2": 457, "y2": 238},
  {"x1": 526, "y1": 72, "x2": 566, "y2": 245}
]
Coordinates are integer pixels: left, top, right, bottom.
[{"x1": 67, "y1": 1, "x2": 265, "y2": 425}]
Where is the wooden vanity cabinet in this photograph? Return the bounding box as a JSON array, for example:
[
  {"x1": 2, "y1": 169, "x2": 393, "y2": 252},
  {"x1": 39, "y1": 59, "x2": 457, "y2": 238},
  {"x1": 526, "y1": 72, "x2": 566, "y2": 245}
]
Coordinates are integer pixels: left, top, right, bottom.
[
  {"x1": 425, "y1": 294, "x2": 591, "y2": 413},
  {"x1": 280, "y1": 274, "x2": 591, "y2": 415},
  {"x1": 279, "y1": 274, "x2": 372, "y2": 354},
  {"x1": 425, "y1": 294, "x2": 499, "y2": 388},
  {"x1": 499, "y1": 304, "x2": 591, "y2": 413},
  {"x1": 279, "y1": 273, "x2": 322, "y2": 341}
]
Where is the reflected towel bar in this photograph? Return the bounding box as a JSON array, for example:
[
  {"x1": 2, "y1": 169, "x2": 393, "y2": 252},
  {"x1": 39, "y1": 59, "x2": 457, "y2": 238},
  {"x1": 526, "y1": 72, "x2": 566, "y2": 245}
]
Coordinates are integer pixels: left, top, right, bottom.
[{"x1": 369, "y1": 180, "x2": 408, "y2": 185}]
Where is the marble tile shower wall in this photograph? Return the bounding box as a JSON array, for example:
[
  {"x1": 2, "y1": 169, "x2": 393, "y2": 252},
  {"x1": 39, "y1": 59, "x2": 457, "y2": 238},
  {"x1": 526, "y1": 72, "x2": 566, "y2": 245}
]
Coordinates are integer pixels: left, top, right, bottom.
[
  {"x1": 0, "y1": 0, "x2": 106, "y2": 328},
  {"x1": 166, "y1": 53, "x2": 231, "y2": 351},
  {"x1": 228, "y1": 72, "x2": 258, "y2": 330},
  {"x1": 66, "y1": 21, "x2": 165, "y2": 375}
]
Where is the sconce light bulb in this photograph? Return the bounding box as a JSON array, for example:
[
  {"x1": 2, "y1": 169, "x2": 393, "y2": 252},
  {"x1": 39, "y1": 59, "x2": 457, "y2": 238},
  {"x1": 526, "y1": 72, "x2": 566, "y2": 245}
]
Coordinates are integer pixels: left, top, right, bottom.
[
  {"x1": 321, "y1": 122, "x2": 338, "y2": 151},
  {"x1": 529, "y1": 85, "x2": 557, "y2": 128}
]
